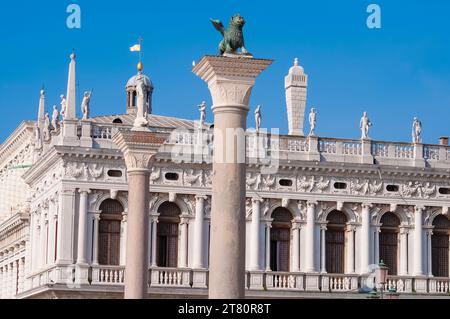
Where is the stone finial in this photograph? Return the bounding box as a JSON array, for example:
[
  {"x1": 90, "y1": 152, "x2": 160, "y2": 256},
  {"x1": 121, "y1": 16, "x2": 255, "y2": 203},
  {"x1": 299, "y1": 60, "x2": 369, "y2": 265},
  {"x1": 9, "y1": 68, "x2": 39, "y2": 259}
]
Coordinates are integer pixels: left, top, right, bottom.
[{"x1": 294, "y1": 57, "x2": 299, "y2": 66}]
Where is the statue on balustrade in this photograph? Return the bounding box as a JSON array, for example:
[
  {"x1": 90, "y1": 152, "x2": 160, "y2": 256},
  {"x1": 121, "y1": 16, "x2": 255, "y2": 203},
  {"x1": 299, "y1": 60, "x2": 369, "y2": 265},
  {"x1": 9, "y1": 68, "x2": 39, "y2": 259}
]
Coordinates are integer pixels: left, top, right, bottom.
[
  {"x1": 60, "y1": 95, "x2": 67, "y2": 120},
  {"x1": 81, "y1": 91, "x2": 92, "y2": 120},
  {"x1": 198, "y1": 101, "x2": 207, "y2": 127},
  {"x1": 309, "y1": 108, "x2": 317, "y2": 136},
  {"x1": 360, "y1": 112, "x2": 372, "y2": 140},
  {"x1": 412, "y1": 117, "x2": 422, "y2": 144}
]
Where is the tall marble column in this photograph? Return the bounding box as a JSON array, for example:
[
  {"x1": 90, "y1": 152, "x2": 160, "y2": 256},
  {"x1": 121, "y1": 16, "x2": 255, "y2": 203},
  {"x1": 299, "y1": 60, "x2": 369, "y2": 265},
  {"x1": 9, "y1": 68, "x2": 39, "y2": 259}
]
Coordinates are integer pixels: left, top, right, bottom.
[
  {"x1": 374, "y1": 225, "x2": 381, "y2": 264},
  {"x1": 265, "y1": 222, "x2": 271, "y2": 271},
  {"x1": 305, "y1": 201, "x2": 317, "y2": 272},
  {"x1": 179, "y1": 216, "x2": 189, "y2": 268},
  {"x1": 346, "y1": 224, "x2": 356, "y2": 274},
  {"x1": 360, "y1": 204, "x2": 372, "y2": 274},
  {"x1": 413, "y1": 206, "x2": 424, "y2": 276},
  {"x1": 193, "y1": 56, "x2": 272, "y2": 299},
  {"x1": 76, "y1": 189, "x2": 90, "y2": 264},
  {"x1": 426, "y1": 229, "x2": 433, "y2": 277},
  {"x1": 150, "y1": 216, "x2": 158, "y2": 267},
  {"x1": 120, "y1": 212, "x2": 128, "y2": 266},
  {"x1": 18, "y1": 258, "x2": 25, "y2": 294},
  {"x1": 193, "y1": 195, "x2": 207, "y2": 269},
  {"x1": 92, "y1": 213, "x2": 100, "y2": 265},
  {"x1": 291, "y1": 221, "x2": 301, "y2": 272},
  {"x1": 249, "y1": 198, "x2": 262, "y2": 271},
  {"x1": 39, "y1": 209, "x2": 47, "y2": 268},
  {"x1": 113, "y1": 131, "x2": 165, "y2": 299},
  {"x1": 47, "y1": 196, "x2": 57, "y2": 264},
  {"x1": 399, "y1": 227, "x2": 409, "y2": 276},
  {"x1": 320, "y1": 224, "x2": 327, "y2": 273}
]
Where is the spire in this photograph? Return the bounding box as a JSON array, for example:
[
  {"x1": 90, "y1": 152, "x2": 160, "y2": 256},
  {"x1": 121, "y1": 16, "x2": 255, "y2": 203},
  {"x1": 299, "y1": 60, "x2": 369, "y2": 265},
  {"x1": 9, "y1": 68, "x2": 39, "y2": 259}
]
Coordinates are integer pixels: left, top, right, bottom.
[
  {"x1": 65, "y1": 52, "x2": 77, "y2": 120},
  {"x1": 38, "y1": 88, "x2": 45, "y2": 128}
]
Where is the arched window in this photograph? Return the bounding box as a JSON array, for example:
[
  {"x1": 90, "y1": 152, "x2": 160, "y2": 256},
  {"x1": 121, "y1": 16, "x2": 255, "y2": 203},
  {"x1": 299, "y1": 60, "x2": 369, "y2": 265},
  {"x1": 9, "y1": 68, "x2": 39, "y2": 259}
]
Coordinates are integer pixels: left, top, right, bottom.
[
  {"x1": 98, "y1": 199, "x2": 124, "y2": 265},
  {"x1": 379, "y1": 212, "x2": 400, "y2": 275},
  {"x1": 326, "y1": 210, "x2": 347, "y2": 274},
  {"x1": 270, "y1": 207, "x2": 292, "y2": 272},
  {"x1": 157, "y1": 202, "x2": 181, "y2": 268},
  {"x1": 432, "y1": 215, "x2": 450, "y2": 277}
]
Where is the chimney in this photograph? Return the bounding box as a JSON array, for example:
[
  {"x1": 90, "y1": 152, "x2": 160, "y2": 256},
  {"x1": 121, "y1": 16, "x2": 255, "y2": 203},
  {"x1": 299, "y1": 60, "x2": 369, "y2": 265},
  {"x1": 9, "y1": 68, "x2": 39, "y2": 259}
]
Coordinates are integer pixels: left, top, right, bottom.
[{"x1": 439, "y1": 137, "x2": 448, "y2": 146}]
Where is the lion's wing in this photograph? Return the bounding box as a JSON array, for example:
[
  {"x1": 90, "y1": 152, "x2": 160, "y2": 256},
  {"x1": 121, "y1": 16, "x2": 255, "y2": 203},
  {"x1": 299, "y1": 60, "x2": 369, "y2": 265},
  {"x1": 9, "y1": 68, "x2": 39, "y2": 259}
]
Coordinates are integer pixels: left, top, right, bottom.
[{"x1": 210, "y1": 19, "x2": 225, "y2": 35}]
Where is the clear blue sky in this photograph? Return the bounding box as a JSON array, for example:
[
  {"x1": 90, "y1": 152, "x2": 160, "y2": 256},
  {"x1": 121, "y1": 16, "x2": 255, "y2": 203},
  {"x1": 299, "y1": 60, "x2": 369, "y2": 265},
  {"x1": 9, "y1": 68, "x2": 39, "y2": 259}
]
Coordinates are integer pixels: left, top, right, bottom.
[{"x1": 1, "y1": 0, "x2": 449, "y2": 143}]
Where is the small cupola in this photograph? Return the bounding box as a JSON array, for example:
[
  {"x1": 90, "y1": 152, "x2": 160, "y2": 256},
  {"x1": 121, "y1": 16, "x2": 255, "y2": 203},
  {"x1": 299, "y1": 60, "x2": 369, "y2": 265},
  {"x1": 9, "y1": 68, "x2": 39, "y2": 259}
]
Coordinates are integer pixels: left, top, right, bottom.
[{"x1": 125, "y1": 62, "x2": 154, "y2": 115}]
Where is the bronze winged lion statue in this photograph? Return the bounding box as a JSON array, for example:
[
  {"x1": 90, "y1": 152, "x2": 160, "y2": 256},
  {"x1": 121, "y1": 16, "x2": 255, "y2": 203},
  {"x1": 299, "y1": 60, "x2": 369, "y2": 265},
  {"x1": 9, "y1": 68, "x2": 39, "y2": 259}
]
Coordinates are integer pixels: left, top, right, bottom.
[{"x1": 210, "y1": 14, "x2": 250, "y2": 56}]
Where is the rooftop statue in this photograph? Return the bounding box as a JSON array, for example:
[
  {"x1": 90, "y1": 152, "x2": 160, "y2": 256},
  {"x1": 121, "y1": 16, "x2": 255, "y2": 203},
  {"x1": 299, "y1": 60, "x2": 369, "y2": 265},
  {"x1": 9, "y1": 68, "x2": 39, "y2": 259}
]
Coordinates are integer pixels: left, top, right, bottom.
[{"x1": 210, "y1": 14, "x2": 251, "y2": 56}]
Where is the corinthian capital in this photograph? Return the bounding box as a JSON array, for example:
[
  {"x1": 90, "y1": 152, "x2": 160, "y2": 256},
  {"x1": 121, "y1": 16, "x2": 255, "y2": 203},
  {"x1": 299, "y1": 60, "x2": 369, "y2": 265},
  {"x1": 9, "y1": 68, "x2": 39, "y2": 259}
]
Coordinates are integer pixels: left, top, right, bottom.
[{"x1": 113, "y1": 130, "x2": 166, "y2": 172}]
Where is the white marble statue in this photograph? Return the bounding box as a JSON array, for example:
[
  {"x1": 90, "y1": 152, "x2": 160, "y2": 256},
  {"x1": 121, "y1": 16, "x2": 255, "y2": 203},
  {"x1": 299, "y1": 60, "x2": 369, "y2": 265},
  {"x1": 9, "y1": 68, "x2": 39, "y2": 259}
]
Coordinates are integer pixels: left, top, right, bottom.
[
  {"x1": 32, "y1": 122, "x2": 43, "y2": 151},
  {"x1": 51, "y1": 105, "x2": 60, "y2": 130},
  {"x1": 309, "y1": 108, "x2": 317, "y2": 136},
  {"x1": 133, "y1": 75, "x2": 149, "y2": 129},
  {"x1": 198, "y1": 101, "x2": 207, "y2": 126},
  {"x1": 43, "y1": 113, "x2": 51, "y2": 142},
  {"x1": 255, "y1": 105, "x2": 262, "y2": 132},
  {"x1": 412, "y1": 117, "x2": 422, "y2": 144},
  {"x1": 360, "y1": 112, "x2": 372, "y2": 139},
  {"x1": 81, "y1": 91, "x2": 92, "y2": 120},
  {"x1": 60, "y1": 95, "x2": 67, "y2": 120}
]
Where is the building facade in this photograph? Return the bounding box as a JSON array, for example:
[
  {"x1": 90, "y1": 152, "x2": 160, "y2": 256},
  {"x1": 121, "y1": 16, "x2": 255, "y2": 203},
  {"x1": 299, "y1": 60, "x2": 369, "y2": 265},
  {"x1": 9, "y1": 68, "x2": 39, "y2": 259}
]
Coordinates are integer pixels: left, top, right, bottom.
[{"x1": 0, "y1": 54, "x2": 449, "y2": 299}]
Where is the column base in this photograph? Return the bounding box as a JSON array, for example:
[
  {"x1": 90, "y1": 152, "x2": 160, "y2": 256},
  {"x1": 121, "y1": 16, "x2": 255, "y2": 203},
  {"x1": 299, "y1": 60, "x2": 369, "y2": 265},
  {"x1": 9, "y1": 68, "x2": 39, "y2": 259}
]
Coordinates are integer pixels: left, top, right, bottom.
[{"x1": 192, "y1": 269, "x2": 208, "y2": 289}]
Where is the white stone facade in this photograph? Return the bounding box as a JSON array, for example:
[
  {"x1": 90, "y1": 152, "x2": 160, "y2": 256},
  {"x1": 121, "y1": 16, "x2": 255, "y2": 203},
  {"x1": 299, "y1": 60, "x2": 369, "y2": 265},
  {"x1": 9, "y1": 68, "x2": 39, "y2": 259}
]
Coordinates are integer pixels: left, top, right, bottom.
[{"x1": 0, "y1": 56, "x2": 449, "y2": 299}]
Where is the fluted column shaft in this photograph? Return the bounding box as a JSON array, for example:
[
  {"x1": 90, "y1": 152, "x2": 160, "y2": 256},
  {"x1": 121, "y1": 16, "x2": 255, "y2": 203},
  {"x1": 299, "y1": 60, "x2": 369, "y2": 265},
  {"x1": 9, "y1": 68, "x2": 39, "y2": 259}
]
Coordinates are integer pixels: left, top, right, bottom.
[
  {"x1": 413, "y1": 206, "x2": 424, "y2": 276},
  {"x1": 249, "y1": 198, "x2": 262, "y2": 271},
  {"x1": 360, "y1": 204, "x2": 371, "y2": 273}
]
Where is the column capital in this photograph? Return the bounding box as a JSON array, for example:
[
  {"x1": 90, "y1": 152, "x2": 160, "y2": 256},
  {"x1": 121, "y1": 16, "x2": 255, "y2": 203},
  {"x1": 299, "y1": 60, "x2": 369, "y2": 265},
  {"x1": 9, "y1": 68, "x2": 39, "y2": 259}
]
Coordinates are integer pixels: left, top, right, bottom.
[
  {"x1": 251, "y1": 197, "x2": 264, "y2": 204},
  {"x1": 307, "y1": 201, "x2": 318, "y2": 208},
  {"x1": 192, "y1": 56, "x2": 273, "y2": 111},
  {"x1": 415, "y1": 205, "x2": 426, "y2": 213},
  {"x1": 195, "y1": 194, "x2": 208, "y2": 202},
  {"x1": 113, "y1": 131, "x2": 166, "y2": 172},
  {"x1": 399, "y1": 226, "x2": 410, "y2": 234},
  {"x1": 361, "y1": 203, "x2": 373, "y2": 210},
  {"x1": 346, "y1": 224, "x2": 357, "y2": 232},
  {"x1": 78, "y1": 188, "x2": 91, "y2": 195}
]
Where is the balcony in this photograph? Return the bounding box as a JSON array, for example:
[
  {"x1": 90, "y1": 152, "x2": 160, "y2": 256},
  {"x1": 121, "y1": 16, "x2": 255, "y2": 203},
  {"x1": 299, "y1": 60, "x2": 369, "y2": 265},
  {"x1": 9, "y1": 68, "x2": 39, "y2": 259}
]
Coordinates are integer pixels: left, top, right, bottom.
[{"x1": 21, "y1": 265, "x2": 450, "y2": 298}]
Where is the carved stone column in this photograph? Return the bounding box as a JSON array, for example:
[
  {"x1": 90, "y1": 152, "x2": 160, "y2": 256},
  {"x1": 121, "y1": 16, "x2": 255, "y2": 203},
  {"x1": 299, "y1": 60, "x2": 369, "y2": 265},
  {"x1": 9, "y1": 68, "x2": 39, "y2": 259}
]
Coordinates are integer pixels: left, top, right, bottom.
[
  {"x1": 399, "y1": 226, "x2": 409, "y2": 276},
  {"x1": 120, "y1": 211, "x2": 128, "y2": 266},
  {"x1": 193, "y1": 195, "x2": 207, "y2": 269},
  {"x1": 193, "y1": 56, "x2": 272, "y2": 299},
  {"x1": 360, "y1": 203, "x2": 372, "y2": 274},
  {"x1": 92, "y1": 212, "x2": 100, "y2": 265},
  {"x1": 320, "y1": 224, "x2": 327, "y2": 273},
  {"x1": 305, "y1": 201, "x2": 317, "y2": 273},
  {"x1": 346, "y1": 224, "x2": 356, "y2": 274},
  {"x1": 249, "y1": 198, "x2": 263, "y2": 271},
  {"x1": 76, "y1": 189, "x2": 91, "y2": 265},
  {"x1": 291, "y1": 221, "x2": 301, "y2": 272},
  {"x1": 426, "y1": 228, "x2": 433, "y2": 277},
  {"x1": 179, "y1": 216, "x2": 189, "y2": 268},
  {"x1": 413, "y1": 206, "x2": 424, "y2": 276},
  {"x1": 113, "y1": 131, "x2": 165, "y2": 299},
  {"x1": 265, "y1": 222, "x2": 271, "y2": 271},
  {"x1": 150, "y1": 216, "x2": 158, "y2": 267}
]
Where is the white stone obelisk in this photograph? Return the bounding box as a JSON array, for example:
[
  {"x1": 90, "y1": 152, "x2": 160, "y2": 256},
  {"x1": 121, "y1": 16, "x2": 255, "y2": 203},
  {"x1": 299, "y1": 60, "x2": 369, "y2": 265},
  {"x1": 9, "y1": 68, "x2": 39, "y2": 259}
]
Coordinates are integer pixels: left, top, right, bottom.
[
  {"x1": 61, "y1": 53, "x2": 79, "y2": 146},
  {"x1": 37, "y1": 89, "x2": 46, "y2": 130},
  {"x1": 193, "y1": 56, "x2": 272, "y2": 299}
]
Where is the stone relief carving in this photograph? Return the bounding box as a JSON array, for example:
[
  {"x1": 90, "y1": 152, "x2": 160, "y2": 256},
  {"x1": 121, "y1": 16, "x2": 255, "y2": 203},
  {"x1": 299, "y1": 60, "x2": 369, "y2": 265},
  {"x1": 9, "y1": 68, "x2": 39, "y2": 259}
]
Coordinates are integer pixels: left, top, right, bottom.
[
  {"x1": 150, "y1": 167, "x2": 161, "y2": 184},
  {"x1": 315, "y1": 177, "x2": 330, "y2": 193},
  {"x1": 262, "y1": 174, "x2": 276, "y2": 190},
  {"x1": 88, "y1": 164, "x2": 104, "y2": 179},
  {"x1": 297, "y1": 176, "x2": 315, "y2": 192},
  {"x1": 246, "y1": 172, "x2": 261, "y2": 190},
  {"x1": 64, "y1": 163, "x2": 108, "y2": 181},
  {"x1": 400, "y1": 182, "x2": 421, "y2": 198},
  {"x1": 184, "y1": 169, "x2": 203, "y2": 186}
]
